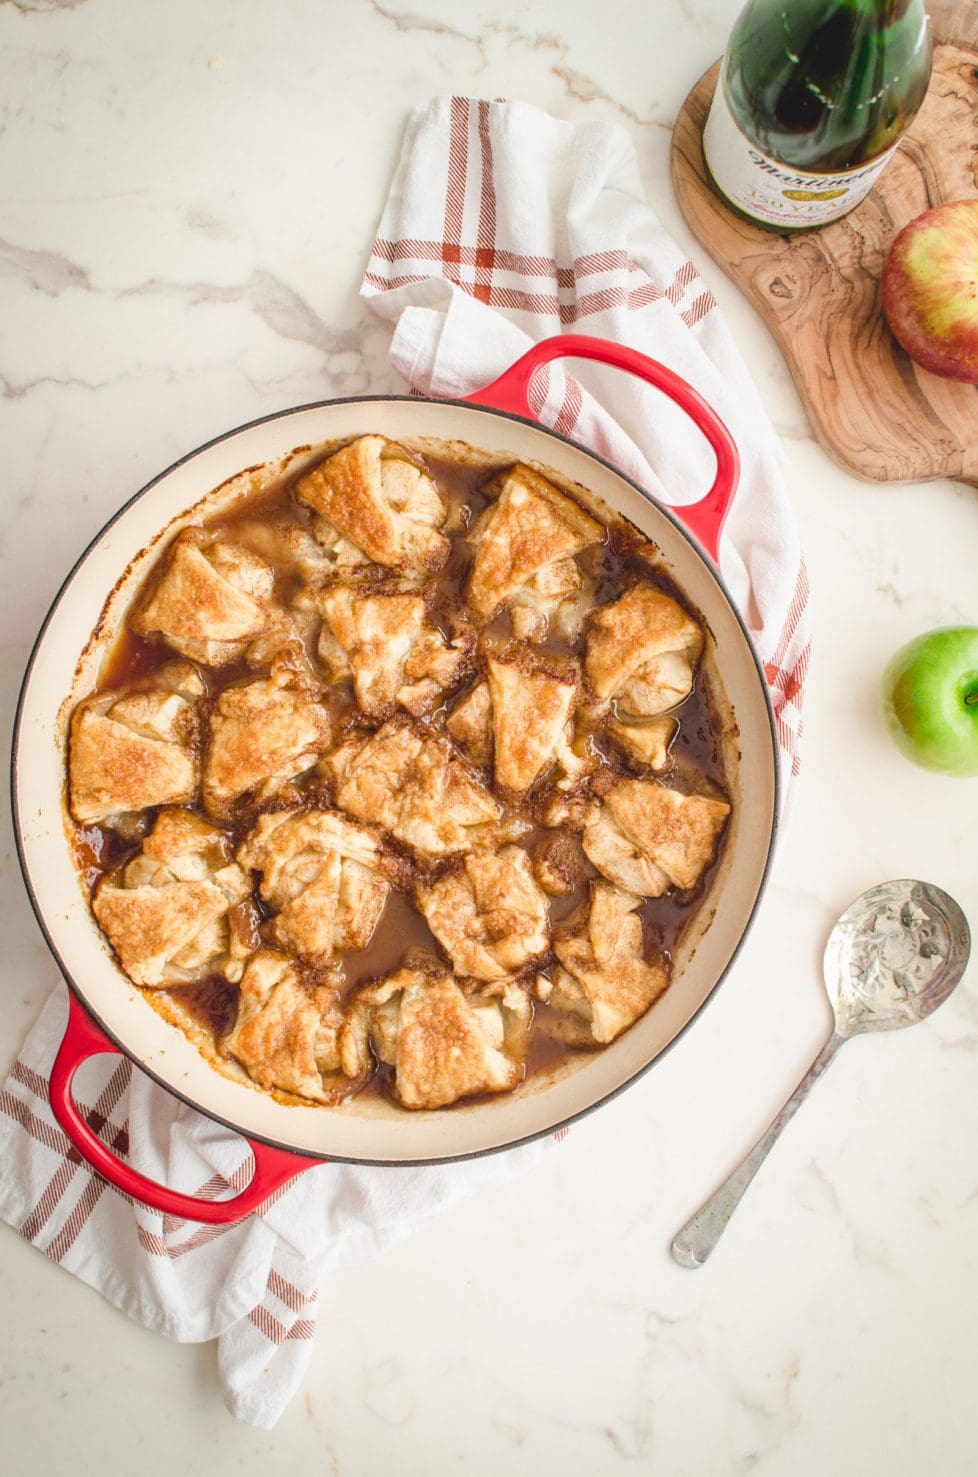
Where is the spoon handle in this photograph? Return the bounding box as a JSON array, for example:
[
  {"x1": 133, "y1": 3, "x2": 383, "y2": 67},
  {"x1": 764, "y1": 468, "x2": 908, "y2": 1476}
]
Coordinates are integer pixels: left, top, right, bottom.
[{"x1": 671, "y1": 1032, "x2": 845, "y2": 1268}]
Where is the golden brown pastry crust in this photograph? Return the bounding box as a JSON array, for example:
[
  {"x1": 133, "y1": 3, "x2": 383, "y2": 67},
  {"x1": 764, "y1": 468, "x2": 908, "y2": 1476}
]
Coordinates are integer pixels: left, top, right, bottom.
[
  {"x1": 94, "y1": 880, "x2": 228, "y2": 987},
  {"x1": 295, "y1": 435, "x2": 449, "y2": 572},
  {"x1": 583, "y1": 780, "x2": 730, "y2": 895},
  {"x1": 92, "y1": 808, "x2": 250, "y2": 987},
  {"x1": 230, "y1": 517, "x2": 370, "y2": 583},
  {"x1": 445, "y1": 680, "x2": 493, "y2": 767},
  {"x1": 580, "y1": 801, "x2": 670, "y2": 896},
  {"x1": 606, "y1": 714, "x2": 676, "y2": 771},
  {"x1": 416, "y1": 846, "x2": 550, "y2": 981},
  {"x1": 202, "y1": 675, "x2": 331, "y2": 815},
  {"x1": 245, "y1": 612, "x2": 318, "y2": 687},
  {"x1": 510, "y1": 556, "x2": 590, "y2": 644},
  {"x1": 132, "y1": 530, "x2": 274, "y2": 665},
  {"x1": 486, "y1": 649, "x2": 579, "y2": 792},
  {"x1": 327, "y1": 718, "x2": 501, "y2": 855},
  {"x1": 312, "y1": 586, "x2": 470, "y2": 718},
  {"x1": 586, "y1": 583, "x2": 704, "y2": 715},
  {"x1": 222, "y1": 949, "x2": 352, "y2": 1104},
  {"x1": 549, "y1": 883, "x2": 670, "y2": 1044},
  {"x1": 466, "y1": 464, "x2": 603, "y2": 622},
  {"x1": 68, "y1": 666, "x2": 203, "y2": 824},
  {"x1": 140, "y1": 806, "x2": 233, "y2": 871},
  {"x1": 237, "y1": 808, "x2": 392, "y2": 960},
  {"x1": 340, "y1": 961, "x2": 531, "y2": 1109}
]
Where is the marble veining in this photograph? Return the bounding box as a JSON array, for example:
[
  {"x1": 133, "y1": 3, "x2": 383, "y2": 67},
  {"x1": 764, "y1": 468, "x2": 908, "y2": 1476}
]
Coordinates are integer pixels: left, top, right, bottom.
[{"x1": 2, "y1": 0, "x2": 977, "y2": 1473}]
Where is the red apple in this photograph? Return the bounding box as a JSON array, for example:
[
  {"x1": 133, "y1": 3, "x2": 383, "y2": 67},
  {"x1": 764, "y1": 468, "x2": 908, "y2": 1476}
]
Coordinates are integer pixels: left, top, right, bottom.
[{"x1": 881, "y1": 199, "x2": 978, "y2": 383}]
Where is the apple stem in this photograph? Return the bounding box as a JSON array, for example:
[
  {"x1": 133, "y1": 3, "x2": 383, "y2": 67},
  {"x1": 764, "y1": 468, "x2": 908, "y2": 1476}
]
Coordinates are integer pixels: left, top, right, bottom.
[{"x1": 967, "y1": 692, "x2": 978, "y2": 708}]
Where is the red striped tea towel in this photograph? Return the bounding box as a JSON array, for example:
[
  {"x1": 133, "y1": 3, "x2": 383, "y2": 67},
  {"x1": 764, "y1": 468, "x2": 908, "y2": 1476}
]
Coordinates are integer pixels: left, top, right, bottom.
[
  {"x1": 0, "y1": 988, "x2": 551, "y2": 1426},
  {"x1": 361, "y1": 97, "x2": 811, "y2": 787}
]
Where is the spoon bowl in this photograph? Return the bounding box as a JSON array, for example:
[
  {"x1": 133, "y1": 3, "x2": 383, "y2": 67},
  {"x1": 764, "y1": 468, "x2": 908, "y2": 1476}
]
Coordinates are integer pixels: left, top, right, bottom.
[{"x1": 825, "y1": 878, "x2": 970, "y2": 1037}]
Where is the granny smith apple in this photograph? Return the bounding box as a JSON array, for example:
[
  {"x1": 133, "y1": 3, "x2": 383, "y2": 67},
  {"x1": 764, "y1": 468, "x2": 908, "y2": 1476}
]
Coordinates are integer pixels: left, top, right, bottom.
[
  {"x1": 879, "y1": 626, "x2": 978, "y2": 776},
  {"x1": 881, "y1": 200, "x2": 978, "y2": 382}
]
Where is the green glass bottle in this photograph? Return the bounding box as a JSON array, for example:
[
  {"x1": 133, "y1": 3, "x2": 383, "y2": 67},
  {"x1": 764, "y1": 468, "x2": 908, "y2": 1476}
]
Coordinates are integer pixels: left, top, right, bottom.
[{"x1": 703, "y1": 0, "x2": 933, "y2": 230}]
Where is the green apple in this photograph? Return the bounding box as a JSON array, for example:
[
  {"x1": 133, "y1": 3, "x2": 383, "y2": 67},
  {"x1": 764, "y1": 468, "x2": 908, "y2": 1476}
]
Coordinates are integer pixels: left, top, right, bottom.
[{"x1": 879, "y1": 627, "x2": 978, "y2": 776}]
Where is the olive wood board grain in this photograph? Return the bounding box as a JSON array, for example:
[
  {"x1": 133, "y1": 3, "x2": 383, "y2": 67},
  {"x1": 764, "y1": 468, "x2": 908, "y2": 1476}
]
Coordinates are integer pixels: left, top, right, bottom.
[{"x1": 670, "y1": 2, "x2": 978, "y2": 488}]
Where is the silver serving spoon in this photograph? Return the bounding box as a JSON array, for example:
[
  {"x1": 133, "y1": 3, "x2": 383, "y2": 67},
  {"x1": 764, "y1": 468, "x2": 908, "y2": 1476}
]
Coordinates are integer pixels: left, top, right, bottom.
[{"x1": 672, "y1": 879, "x2": 971, "y2": 1269}]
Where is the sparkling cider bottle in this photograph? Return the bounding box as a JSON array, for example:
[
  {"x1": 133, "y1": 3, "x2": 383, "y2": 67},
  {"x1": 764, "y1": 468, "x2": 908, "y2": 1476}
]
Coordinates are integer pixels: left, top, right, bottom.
[{"x1": 703, "y1": 0, "x2": 933, "y2": 230}]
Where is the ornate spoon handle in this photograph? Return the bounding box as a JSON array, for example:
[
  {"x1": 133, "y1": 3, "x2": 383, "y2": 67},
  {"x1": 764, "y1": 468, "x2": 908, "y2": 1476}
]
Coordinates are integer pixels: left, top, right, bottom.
[{"x1": 671, "y1": 1032, "x2": 846, "y2": 1268}]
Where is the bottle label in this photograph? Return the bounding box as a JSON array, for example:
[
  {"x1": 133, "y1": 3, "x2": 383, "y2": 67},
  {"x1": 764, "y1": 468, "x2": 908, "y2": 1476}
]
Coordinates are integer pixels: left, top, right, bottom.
[{"x1": 703, "y1": 79, "x2": 898, "y2": 228}]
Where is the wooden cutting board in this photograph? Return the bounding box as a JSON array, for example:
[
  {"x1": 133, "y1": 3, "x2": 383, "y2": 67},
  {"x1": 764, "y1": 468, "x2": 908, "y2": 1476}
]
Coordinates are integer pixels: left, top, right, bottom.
[{"x1": 670, "y1": 0, "x2": 978, "y2": 488}]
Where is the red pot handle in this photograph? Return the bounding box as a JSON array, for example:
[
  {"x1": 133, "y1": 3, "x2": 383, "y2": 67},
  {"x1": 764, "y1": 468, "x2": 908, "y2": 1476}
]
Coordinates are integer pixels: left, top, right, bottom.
[
  {"x1": 464, "y1": 333, "x2": 739, "y2": 563},
  {"x1": 50, "y1": 991, "x2": 322, "y2": 1224}
]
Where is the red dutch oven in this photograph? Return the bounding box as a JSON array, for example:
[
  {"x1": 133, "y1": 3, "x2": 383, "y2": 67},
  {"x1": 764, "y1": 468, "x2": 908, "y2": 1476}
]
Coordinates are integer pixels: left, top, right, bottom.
[{"x1": 12, "y1": 335, "x2": 779, "y2": 1223}]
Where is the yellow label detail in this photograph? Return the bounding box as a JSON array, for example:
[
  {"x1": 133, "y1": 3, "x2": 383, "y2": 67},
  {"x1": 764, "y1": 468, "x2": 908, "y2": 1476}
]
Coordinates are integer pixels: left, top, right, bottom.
[{"x1": 781, "y1": 187, "x2": 849, "y2": 202}]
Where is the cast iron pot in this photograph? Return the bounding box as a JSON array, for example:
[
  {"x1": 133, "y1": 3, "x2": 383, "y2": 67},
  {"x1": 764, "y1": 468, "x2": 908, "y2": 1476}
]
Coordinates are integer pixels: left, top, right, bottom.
[{"x1": 12, "y1": 335, "x2": 779, "y2": 1222}]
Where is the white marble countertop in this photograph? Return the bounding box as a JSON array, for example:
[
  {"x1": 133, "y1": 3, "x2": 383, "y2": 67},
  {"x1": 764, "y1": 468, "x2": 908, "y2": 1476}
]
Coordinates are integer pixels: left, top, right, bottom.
[{"x1": 3, "y1": 1, "x2": 977, "y2": 1472}]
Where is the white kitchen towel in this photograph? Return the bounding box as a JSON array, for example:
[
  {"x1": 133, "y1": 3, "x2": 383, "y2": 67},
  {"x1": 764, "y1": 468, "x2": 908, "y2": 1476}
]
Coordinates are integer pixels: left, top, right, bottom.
[
  {"x1": 361, "y1": 96, "x2": 811, "y2": 787},
  {"x1": 1, "y1": 95, "x2": 810, "y2": 1435}
]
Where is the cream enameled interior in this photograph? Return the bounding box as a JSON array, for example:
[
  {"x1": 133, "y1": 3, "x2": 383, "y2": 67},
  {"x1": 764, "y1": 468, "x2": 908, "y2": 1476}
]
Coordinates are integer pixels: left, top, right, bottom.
[{"x1": 14, "y1": 399, "x2": 778, "y2": 1163}]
